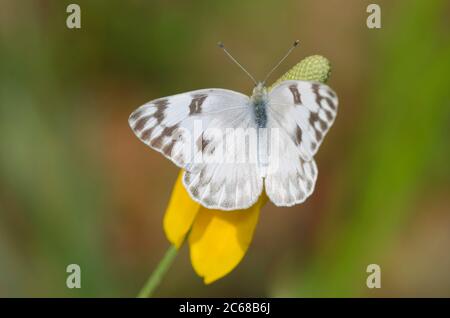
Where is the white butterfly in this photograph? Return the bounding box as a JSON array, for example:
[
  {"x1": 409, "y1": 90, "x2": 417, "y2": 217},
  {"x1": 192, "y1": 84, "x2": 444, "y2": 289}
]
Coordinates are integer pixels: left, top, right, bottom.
[{"x1": 129, "y1": 42, "x2": 338, "y2": 211}]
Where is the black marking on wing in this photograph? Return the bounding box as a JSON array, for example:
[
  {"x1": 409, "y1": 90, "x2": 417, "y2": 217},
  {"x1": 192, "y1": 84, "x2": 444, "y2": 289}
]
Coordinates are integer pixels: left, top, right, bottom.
[
  {"x1": 308, "y1": 83, "x2": 338, "y2": 146},
  {"x1": 189, "y1": 94, "x2": 208, "y2": 115},
  {"x1": 131, "y1": 98, "x2": 169, "y2": 135},
  {"x1": 295, "y1": 125, "x2": 302, "y2": 145},
  {"x1": 288, "y1": 84, "x2": 302, "y2": 105},
  {"x1": 196, "y1": 132, "x2": 215, "y2": 156},
  {"x1": 130, "y1": 98, "x2": 185, "y2": 162},
  {"x1": 312, "y1": 83, "x2": 336, "y2": 111}
]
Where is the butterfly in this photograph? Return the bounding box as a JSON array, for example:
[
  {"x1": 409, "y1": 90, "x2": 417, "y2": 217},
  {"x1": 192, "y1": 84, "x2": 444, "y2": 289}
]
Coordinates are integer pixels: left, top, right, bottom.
[{"x1": 129, "y1": 41, "x2": 338, "y2": 211}]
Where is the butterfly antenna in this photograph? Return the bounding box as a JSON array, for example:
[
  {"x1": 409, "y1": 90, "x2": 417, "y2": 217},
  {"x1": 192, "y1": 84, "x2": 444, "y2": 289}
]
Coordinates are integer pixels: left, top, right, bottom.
[
  {"x1": 262, "y1": 40, "x2": 300, "y2": 84},
  {"x1": 218, "y1": 42, "x2": 257, "y2": 85}
]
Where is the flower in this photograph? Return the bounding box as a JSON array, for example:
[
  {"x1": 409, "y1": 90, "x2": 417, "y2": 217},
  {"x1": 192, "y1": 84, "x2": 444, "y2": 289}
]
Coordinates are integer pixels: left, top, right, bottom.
[{"x1": 163, "y1": 55, "x2": 332, "y2": 284}]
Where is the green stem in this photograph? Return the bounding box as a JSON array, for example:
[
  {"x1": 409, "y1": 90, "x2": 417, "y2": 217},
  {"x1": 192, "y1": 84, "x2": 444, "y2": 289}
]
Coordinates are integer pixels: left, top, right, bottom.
[{"x1": 137, "y1": 244, "x2": 178, "y2": 298}]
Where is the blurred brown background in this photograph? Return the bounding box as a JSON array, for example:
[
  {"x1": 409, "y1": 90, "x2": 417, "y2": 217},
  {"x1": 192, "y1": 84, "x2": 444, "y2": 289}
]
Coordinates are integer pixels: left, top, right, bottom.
[{"x1": 0, "y1": 0, "x2": 449, "y2": 297}]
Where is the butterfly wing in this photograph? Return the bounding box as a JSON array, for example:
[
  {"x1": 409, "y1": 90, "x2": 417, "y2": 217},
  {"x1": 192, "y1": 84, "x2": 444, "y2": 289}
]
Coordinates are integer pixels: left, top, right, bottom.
[
  {"x1": 268, "y1": 80, "x2": 338, "y2": 161},
  {"x1": 263, "y1": 130, "x2": 318, "y2": 206},
  {"x1": 181, "y1": 93, "x2": 264, "y2": 210},
  {"x1": 264, "y1": 80, "x2": 338, "y2": 206},
  {"x1": 129, "y1": 89, "x2": 250, "y2": 168},
  {"x1": 129, "y1": 89, "x2": 263, "y2": 210}
]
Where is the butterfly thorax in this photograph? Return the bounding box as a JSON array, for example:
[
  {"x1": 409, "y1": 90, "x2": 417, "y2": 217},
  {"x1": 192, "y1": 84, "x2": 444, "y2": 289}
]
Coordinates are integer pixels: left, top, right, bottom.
[{"x1": 251, "y1": 82, "x2": 268, "y2": 128}]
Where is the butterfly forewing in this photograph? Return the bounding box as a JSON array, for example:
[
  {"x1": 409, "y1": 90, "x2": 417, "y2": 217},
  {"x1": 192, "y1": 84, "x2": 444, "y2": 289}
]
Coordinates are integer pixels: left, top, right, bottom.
[
  {"x1": 268, "y1": 80, "x2": 338, "y2": 161},
  {"x1": 129, "y1": 89, "x2": 251, "y2": 169}
]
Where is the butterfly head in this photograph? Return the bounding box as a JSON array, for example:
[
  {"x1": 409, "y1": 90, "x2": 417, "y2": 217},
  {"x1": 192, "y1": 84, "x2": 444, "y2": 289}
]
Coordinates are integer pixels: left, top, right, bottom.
[{"x1": 251, "y1": 82, "x2": 268, "y2": 100}]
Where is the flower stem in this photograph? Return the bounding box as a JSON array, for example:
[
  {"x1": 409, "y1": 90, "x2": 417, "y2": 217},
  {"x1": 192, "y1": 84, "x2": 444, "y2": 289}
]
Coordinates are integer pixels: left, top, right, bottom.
[{"x1": 137, "y1": 244, "x2": 178, "y2": 298}]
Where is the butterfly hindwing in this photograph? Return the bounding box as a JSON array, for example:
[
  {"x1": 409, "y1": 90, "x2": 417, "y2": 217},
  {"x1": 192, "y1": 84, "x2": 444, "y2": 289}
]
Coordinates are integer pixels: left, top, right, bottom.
[
  {"x1": 263, "y1": 127, "x2": 318, "y2": 206},
  {"x1": 183, "y1": 162, "x2": 263, "y2": 210},
  {"x1": 182, "y1": 103, "x2": 263, "y2": 210}
]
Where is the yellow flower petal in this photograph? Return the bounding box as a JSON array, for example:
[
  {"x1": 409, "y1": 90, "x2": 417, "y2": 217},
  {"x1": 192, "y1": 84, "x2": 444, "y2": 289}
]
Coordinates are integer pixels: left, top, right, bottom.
[
  {"x1": 189, "y1": 194, "x2": 268, "y2": 284},
  {"x1": 163, "y1": 171, "x2": 201, "y2": 248}
]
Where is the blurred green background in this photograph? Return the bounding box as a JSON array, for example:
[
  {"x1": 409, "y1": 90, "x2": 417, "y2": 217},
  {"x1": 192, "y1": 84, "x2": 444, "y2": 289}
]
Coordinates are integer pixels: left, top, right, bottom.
[{"x1": 0, "y1": 0, "x2": 449, "y2": 297}]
